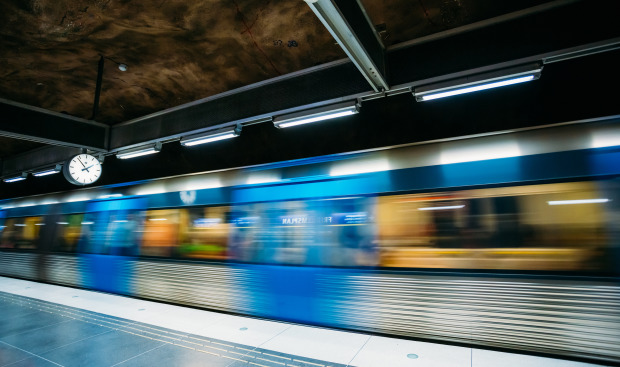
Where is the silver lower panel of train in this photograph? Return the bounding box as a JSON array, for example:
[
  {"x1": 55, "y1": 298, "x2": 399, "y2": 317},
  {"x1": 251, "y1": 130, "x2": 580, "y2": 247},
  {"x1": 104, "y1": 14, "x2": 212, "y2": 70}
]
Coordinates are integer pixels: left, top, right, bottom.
[{"x1": 1, "y1": 252, "x2": 619, "y2": 364}]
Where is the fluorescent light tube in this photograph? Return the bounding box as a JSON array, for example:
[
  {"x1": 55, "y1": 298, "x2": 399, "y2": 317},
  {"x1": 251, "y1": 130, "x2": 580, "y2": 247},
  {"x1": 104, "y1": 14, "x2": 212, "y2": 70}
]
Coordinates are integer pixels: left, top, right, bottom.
[
  {"x1": 414, "y1": 63, "x2": 542, "y2": 102},
  {"x1": 274, "y1": 101, "x2": 359, "y2": 129},
  {"x1": 34, "y1": 170, "x2": 59, "y2": 177},
  {"x1": 419, "y1": 205, "x2": 465, "y2": 211},
  {"x1": 117, "y1": 149, "x2": 158, "y2": 159},
  {"x1": 420, "y1": 75, "x2": 535, "y2": 101},
  {"x1": 33, "y1": 165, "x2": 62, "y2": 177},
  {"x1": 548, "y1": 199, "x2": 609, "y2": 205},
  {"x1": 117, "y1": 143, "x2": 161, "y2": 159},
  {"x1": 181, "y1": 126, "x2": 241, "y2": 147},
  {"x1": 4, "y1": 176, "x2": 26, "y2": 183},
  {"x1": 3, "y1": 173, "x2": 27, "y2": 183}
]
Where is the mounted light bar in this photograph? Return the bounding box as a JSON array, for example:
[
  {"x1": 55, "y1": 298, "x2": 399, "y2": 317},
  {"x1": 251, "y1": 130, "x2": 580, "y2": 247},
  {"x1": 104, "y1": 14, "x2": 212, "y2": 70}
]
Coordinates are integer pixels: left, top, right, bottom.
[
  {"x1": 181, "y1": 125, "x2": 242, "y2": 147},
  {"x1": 33, "y1": 164, "x2": 62, "y2": 177},
  {"x1": 117, "y1": 142, "x2": 162, "y2": 159},
  {"x1": 274, "y1": 101, "x2": 359, "y2": 129},
  {"x1": 548, "y1": 199, "x2": 609, "y2": 205},
  {"x1": 414, "y1": 63, "x2": 543, "y2": 102},
  {"x1": 3, "y1": 173, "x2": 27, "y2": 183}
]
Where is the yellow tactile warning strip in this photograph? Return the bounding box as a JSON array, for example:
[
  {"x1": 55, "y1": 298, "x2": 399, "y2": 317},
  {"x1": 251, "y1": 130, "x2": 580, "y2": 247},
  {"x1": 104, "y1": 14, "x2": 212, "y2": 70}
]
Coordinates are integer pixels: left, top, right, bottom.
[{"x1": 0, "y1": 292, "x2": 349, "y2": 367}]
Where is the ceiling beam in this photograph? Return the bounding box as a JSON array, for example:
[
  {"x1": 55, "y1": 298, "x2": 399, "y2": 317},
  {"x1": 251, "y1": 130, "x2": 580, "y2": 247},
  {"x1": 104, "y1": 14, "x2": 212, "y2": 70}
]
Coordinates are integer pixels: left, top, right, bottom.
[
  {"x1": 304, "y1": 0, "x2": 389, "y2": 92},
  {"x1": 0, "y1": 98, "x2": 108, "y2": 152}
]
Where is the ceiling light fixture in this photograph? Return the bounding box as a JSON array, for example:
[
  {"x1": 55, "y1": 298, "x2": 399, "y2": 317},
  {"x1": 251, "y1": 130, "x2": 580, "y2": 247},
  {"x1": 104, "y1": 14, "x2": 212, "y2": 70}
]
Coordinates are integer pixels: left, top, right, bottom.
[
  {"x1": 33, "y1": 164, "x2": 62, "y2": 177},
  {"x1": 414, "y1": 63, "x2": 542, "y2": 102},
  {"x1": 274, "y1": 101, "x2": 359, "y2": 129},
  {"x1": 116, "y1": 142, "x2": 162, "y2": 159},
  {"x1": 3, "y1": 173, "x2": 28, "y2": 183},
  {"x1": 181, "y1": 125, "x2": 242, "y2": 147}
]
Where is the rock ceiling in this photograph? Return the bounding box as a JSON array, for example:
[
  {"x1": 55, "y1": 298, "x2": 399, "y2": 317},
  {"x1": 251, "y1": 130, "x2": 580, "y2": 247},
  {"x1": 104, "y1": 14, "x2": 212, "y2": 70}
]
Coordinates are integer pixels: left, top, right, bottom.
[
  {"x1": 0, "y1": 0, "x2": 554, "y2": 158},
  {"x1": 0, "y1": 0, "x2": 343, "y2": 125}
]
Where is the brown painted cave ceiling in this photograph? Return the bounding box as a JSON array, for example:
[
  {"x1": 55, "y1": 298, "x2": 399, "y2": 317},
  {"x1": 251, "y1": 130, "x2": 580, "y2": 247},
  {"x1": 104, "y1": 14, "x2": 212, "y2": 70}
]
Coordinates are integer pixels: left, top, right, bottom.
[
  {"x1": 0, "y1": 0, "x2": 345, "y2": 126},
  {"x1": 0, "y1": 0, "x2": 554, "y2": 137}
]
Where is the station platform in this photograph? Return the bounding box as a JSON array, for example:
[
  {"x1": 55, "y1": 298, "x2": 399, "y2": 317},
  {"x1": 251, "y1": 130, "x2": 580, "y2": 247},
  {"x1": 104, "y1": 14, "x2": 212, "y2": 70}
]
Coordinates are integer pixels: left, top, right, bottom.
[{"x1": 0, "y1": 276, "x2": 606, "y2": 367}]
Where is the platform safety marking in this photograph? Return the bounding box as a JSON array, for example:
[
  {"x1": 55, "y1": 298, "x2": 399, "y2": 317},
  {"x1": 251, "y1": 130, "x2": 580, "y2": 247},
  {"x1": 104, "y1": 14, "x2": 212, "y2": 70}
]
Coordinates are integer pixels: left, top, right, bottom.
[
  {"x1": 294, "y1": 359, "x2": 325, "y2": 366},
  {"x1": 196, "y1": 349, "x2": 219, "y2": 357},
  {"x1": 0, "y1": 292, "x2": 339, "y2": 367},
  {"x1": 263, "y1": 352, "x2": 292, "y2": 360},
  {"x1": 257, "y1": 356, "x2": 285, "y2": 365}
]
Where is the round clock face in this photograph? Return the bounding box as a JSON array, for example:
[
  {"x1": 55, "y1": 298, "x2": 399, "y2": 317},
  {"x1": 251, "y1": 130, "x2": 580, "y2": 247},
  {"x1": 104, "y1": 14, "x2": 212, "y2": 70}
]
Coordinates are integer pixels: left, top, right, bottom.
[{"x1": 63, "y1": 154, "x2": 102, "y2": 185}]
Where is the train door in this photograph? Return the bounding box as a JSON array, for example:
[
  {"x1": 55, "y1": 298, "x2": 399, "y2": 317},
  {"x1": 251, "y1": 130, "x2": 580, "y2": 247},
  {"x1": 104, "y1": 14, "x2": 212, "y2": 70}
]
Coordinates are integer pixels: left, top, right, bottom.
[
  {"x1": 78, "y1": 197, "x2": 146, "y2": 295},
  {"x1": 231, "y1": 176, "x2": 380, "y2": 325}
]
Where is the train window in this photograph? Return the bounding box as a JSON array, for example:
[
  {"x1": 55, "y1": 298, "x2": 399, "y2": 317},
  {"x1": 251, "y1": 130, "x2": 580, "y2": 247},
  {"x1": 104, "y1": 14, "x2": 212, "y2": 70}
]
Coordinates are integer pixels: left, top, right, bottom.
[
  {"x1": 140, "y1": 209, "x2": 180, "y2": 257},
  {"x1": 0, "y1": 217, "x2": 44, "y2": 249},
  {"x1": 177, "y1": 206, "x2": 230, "y2": 260},
  {"x1": 229, "y1": 197, "x2": 377, "y2": 266},
  {"x1": 376, "y1": 181, "x2": 611, "y2": 271},
  {"x1": 77, "y1": 211, "x2": 143, "y2": 255},
  {"x1": 52, "y1": 214, "x2": 84, "y2": 252}
]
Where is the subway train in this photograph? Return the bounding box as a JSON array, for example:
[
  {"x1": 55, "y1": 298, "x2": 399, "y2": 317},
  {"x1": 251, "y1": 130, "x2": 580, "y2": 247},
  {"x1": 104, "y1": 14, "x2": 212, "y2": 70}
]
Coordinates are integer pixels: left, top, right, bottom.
[{"x1": 2, "y1": 119, "x2": 620, "y2": 364}]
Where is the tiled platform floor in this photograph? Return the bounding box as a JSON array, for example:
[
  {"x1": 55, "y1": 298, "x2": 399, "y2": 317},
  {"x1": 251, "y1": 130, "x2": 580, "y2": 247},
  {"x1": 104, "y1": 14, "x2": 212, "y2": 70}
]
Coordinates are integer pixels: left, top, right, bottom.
[{"x1": 0, "y1": 277, "x2": 608, "y2": 367}]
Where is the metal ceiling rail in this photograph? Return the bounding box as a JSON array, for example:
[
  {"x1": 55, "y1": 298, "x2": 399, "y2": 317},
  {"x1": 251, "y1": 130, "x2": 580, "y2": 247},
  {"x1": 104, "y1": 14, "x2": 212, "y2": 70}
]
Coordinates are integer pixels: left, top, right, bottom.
[{"x1": 304, "y1": 0, "x2": 389, "y2": 92}]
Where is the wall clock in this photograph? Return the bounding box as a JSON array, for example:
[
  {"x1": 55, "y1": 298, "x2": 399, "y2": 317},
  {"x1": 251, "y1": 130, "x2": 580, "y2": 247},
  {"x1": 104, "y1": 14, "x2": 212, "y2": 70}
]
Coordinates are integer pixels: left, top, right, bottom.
[{"x1": 63, "y1": 154, "x2": 102, "y2": 185}]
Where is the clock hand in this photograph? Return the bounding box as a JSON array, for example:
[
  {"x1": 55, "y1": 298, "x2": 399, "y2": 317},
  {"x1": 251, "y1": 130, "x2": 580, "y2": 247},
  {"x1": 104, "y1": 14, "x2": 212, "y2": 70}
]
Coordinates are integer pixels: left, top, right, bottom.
[
  {"x1": 77, "y1": 158, "x2": 87, "y2": 168},
  {"x1": 82, "y1": 164, "x2": 95, "y2": 172}
]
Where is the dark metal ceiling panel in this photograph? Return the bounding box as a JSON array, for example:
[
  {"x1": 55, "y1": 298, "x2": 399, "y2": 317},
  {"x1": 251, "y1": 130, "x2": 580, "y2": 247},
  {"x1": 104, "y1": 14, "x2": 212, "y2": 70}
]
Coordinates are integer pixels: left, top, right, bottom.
[
  {"x1": 0, "y1": 99, "x2": 108, "y2": 151},
  {"x1": 2, "y1": 146, "x2": 81, "y2": 176},
  {"x1": 0, "y1": 137, "x2": 44, "y2": 159}
]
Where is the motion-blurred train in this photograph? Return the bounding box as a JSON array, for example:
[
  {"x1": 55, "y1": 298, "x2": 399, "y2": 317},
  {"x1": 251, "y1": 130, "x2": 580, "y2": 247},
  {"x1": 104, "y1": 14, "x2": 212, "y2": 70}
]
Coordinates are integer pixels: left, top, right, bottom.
[{"x1": 2, "y1": 119, "x2": 620, "y2": 364}]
